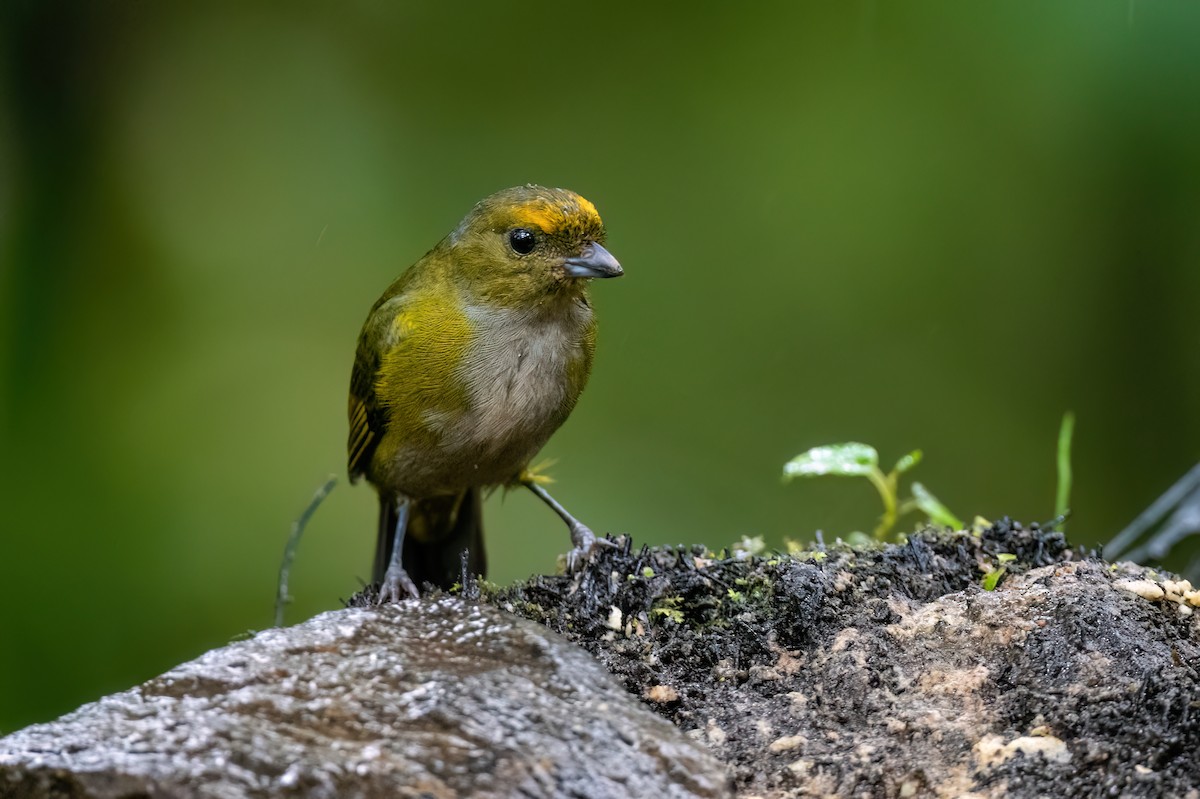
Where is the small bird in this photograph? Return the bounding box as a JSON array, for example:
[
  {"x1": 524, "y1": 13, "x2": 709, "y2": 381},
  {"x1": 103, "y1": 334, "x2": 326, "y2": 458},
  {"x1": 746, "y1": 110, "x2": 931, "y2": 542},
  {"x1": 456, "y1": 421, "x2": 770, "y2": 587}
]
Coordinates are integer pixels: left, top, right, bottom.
[{"x1": 348, "y1": 185, "x2": 623, "y2": 601}]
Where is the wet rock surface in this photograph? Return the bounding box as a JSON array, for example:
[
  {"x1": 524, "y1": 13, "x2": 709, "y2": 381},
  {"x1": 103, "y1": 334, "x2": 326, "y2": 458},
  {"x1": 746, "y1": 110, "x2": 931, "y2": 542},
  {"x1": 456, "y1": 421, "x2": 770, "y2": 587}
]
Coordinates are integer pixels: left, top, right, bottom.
[
  {"x1": 488, "y1": 521, "x2": 1200, "y2": 798},
  {"x1": 0, "y1": 599, "x2": 730, "y2": 799},
  {"x1": 4, "y1": 521, "x2": 1198, "y2": 798}
]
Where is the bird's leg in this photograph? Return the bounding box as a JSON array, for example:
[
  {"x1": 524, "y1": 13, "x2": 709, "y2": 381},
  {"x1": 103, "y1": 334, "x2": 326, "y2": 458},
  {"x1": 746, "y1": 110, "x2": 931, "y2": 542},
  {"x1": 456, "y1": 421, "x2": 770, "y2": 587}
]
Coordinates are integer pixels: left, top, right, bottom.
[
  {"x1": 379, "y1": 497, "x2": 419, "y2": 602},
  {"x1": 523, "y1": 481, "x2": 614, "y2": 572}
]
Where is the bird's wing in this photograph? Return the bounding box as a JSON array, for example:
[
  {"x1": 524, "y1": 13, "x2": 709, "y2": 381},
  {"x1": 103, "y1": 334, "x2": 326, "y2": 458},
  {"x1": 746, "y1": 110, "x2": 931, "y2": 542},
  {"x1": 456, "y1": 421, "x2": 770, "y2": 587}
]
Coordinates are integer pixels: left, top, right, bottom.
[
  {"x1": 348, "y1": 291, "x2": 406, "y2": 482},
  {"x1": 347, "y1": 328, "x2": 385, "y2": 481}
]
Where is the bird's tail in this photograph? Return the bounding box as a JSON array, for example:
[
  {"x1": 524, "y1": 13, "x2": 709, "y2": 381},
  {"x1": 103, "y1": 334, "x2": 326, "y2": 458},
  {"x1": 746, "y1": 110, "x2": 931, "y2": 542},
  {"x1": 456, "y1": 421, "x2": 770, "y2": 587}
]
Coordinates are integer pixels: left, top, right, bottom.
[{"x1": 373, "y1": 489, "x2": 486, "y2": 590}]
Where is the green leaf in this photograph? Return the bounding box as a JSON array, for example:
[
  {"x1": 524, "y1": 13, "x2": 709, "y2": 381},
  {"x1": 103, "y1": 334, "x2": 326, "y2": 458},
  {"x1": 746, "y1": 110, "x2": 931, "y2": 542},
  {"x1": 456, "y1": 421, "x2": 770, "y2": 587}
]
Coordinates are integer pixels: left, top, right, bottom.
[
  {"x1": 893, "y1": 449, "x2": 923, "y2": 475},
  {"x1": 982, "y1": 567, "x2": 1006, "y2": 591},
  {"x1": 844, "y1": 531, "x2": 874, "y2": 547},
  {"x1": 997, "y1": 553, "x2": 1017, "y2": 563},
  {"x1": 783, "y1": 443, "x2": 879, "y2": 479},
  {"x1": 910, "y1": 482, "x2": 964, "y2": 529}
]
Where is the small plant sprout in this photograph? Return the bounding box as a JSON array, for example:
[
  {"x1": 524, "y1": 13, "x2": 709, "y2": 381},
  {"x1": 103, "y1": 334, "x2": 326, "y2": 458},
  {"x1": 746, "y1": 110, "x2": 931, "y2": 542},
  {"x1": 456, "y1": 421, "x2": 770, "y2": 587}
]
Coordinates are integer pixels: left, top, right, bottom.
[
  {"x1": 981, "y1": 553, "x2": 1017, "y2": 591},
  {"x1": 909, "y1": 483, "x2": 964, "y2": 530},
  {"x1": 733, "y1": 535, "x2": 768, "y2": 558},
  {"x1": 783, "y1": 443, "x2": 963, "y2": 541},
  {"x1": 1055, "y1": 411, "x2": 1075, "y2": 529}
]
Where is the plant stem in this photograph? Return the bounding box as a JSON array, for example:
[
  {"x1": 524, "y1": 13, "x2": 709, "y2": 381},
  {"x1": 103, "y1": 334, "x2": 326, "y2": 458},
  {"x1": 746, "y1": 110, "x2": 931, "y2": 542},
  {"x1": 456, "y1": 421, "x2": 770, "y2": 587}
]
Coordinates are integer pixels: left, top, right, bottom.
[
  {"x1": 1055, "y1": 411, "x2": 1075, "y2": 527},
  {"x1": 867, "y1": 467, "x2": 897, "y2": 540}
]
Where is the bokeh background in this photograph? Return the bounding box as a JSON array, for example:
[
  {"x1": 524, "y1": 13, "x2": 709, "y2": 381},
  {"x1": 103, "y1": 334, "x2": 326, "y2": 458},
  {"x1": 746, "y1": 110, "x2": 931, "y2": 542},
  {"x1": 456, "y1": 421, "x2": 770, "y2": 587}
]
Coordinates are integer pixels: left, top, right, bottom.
[{"x1": 3, "y1": 1, "x2": 1198, "y2": 732}]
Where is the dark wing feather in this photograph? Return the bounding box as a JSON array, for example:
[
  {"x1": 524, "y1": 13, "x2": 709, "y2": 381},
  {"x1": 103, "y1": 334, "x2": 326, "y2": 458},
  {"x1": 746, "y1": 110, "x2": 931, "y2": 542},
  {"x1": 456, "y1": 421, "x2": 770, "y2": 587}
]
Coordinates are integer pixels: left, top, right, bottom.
[
  {"x1": 348, "y1": 253, "x2": 442, "y2": 483},
  {"x1": 348, "y1": 262, "x2": 426, "y2": 482},
  {"x1": 347, "y1": 312, "x2": 391, "y2": 482}
]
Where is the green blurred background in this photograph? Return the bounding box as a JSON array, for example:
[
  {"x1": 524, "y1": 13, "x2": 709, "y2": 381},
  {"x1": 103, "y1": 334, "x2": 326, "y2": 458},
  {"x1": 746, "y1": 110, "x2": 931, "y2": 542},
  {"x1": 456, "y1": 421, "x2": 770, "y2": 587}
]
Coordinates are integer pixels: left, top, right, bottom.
[{"x1": 2, "y1": 1, "x2": 1198, "y2": 732}]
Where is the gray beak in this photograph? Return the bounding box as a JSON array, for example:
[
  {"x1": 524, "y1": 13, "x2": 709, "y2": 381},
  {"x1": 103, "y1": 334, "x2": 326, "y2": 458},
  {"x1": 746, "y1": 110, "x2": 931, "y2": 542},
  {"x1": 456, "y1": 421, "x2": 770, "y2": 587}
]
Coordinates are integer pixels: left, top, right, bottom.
[{"x1": 564, "y1": 242, "x2": 623, "y2": 279}]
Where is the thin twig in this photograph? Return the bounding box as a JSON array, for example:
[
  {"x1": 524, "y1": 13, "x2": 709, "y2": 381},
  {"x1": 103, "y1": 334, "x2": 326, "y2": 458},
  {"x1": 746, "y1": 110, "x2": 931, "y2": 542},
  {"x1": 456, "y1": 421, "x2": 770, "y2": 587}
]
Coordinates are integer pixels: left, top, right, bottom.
[
  {"x1": 1106, "y1": 462, "x2": 1200, "y2": 560},
  {"x1": 275, "y1": 475, "x2": 338, "y2": 627}
]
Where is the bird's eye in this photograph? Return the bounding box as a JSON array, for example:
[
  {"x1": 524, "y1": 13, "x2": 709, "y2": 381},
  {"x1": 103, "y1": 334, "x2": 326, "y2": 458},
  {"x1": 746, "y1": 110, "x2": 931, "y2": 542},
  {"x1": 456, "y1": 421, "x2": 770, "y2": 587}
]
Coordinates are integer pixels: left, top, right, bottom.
[{"x1": 508, "y1": 228, "x2": 536, "y2": 255}]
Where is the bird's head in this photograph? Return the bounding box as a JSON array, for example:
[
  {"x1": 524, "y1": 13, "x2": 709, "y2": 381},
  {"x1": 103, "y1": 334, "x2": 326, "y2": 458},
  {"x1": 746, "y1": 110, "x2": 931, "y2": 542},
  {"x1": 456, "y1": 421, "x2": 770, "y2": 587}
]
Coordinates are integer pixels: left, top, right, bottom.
[{"x1": 445, "y1": 185, "x2": 622, "y2": 305}]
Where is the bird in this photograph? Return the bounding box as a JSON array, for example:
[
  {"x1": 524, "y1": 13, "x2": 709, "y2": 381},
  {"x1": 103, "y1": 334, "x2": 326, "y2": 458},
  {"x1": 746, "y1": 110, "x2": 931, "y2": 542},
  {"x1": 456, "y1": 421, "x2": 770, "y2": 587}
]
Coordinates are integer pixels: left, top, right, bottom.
[{"x1": 348, "y1": 185, "x2": 623, "y2": 602}]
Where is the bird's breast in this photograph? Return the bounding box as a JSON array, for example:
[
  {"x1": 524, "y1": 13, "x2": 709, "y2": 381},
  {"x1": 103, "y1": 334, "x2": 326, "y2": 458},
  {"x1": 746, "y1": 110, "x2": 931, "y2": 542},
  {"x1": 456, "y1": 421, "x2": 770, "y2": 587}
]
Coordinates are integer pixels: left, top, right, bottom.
[{"x1": 452, "y1": 302, "x2": 592, "y2": 466}]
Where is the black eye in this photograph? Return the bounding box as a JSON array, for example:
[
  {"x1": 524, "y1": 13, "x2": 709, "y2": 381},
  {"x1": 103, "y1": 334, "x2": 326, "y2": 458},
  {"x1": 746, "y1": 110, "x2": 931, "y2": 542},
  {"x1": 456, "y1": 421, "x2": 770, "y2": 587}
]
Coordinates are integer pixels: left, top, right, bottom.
[{"x1": 508, "y1": 228, "x2": 536, "y2": 255}]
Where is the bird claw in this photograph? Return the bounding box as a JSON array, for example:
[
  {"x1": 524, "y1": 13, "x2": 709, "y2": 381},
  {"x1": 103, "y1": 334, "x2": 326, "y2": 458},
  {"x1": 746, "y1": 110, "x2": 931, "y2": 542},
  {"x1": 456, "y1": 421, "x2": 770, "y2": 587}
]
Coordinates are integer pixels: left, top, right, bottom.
[
  {"x1": 376, "y1": 565, "x2": 420, "y2": 604},
  {"x1": 564, "y1": 523, "x2": 616, "y2": 573}
]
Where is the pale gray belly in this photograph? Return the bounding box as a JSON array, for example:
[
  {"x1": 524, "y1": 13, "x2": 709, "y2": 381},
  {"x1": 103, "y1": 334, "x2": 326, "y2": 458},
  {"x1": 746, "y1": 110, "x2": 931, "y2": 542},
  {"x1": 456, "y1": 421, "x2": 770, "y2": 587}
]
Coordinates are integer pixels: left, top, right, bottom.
[{"x1": 387, "y1": 305, "x2": 589, "y2": 495}]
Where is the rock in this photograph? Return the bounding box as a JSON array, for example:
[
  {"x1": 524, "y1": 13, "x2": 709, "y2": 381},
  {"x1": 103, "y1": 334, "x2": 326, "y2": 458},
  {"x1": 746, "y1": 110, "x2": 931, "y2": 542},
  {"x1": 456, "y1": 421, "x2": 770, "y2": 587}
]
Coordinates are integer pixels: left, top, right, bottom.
[
  {"x1": 492, "y1": 520, "x2": 1200, "y2": 798},
  {"x1": 0, "y1": 599, "x2": 730, "y2": 799},
  {"x1": 5, "y1": 520, "x2": 1199, "y2": 798}
]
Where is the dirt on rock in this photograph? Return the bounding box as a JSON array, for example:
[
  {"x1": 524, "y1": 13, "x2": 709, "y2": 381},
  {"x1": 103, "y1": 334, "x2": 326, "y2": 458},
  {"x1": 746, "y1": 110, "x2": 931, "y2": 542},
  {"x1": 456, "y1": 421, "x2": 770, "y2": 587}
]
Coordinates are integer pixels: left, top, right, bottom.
[{"x1": 482, "y1": 520, "x2": 1200, "y2": 798}]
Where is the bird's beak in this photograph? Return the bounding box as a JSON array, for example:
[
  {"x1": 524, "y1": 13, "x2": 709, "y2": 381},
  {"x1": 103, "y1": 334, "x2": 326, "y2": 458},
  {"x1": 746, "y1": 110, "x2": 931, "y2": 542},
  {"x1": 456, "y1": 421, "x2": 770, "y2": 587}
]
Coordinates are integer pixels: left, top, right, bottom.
[{"x1": 564, "y1": 242, "x2": 623, "y2": 279}]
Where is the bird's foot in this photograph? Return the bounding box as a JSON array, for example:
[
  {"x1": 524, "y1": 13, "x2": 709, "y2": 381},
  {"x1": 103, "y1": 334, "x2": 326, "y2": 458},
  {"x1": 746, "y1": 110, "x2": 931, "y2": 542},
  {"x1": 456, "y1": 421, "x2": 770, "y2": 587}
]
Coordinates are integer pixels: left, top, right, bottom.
[
  {"x1": 376, "y1": 565, "x2": 420, "y2": 604},
  {"x1": 564, "y1": 523, "x2": 617, "y2": 573}
]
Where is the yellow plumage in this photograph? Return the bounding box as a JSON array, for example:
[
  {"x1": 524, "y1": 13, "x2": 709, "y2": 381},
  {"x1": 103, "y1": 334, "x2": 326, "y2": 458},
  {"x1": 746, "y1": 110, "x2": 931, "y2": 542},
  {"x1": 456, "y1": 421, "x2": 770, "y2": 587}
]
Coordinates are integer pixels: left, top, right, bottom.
[{"x1": 348, "y1": 185, "x2": 622, "y2": 600}]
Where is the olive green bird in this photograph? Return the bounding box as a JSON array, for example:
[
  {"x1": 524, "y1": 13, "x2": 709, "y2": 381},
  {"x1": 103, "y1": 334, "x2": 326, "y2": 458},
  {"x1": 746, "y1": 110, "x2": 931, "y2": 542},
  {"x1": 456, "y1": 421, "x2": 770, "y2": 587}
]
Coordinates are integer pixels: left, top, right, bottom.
[{"x1": 348, "y1": 185, "x2": 623, "y2": 602}]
